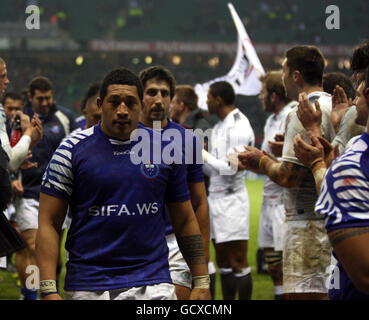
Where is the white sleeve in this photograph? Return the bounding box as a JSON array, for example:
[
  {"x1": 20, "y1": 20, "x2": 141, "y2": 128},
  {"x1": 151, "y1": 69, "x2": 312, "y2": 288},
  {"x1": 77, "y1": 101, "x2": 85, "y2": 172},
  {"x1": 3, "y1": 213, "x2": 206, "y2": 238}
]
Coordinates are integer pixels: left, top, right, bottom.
[
  {"x1": 202, "y1": 149, "x2": 235, "y2": 175},
  {"x1": 0, "y1": 118, "x2": 31, "y2": 172}
]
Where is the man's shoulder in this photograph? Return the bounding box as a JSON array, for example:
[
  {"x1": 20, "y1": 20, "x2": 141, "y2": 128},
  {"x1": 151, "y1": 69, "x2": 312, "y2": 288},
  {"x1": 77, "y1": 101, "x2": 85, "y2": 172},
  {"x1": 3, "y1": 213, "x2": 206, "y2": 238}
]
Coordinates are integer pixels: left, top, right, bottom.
[
  {"x1": 54, "y1": 104, "x2": 75, "y2": 119},
  {"x1": 58, "y1": 126, "x2": 96, "y2": 154}
]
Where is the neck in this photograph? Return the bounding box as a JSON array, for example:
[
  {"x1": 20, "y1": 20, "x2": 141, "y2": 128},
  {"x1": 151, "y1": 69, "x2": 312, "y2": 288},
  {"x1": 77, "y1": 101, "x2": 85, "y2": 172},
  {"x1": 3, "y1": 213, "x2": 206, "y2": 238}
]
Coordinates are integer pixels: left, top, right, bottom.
[
  {"x1": 274, "y1": 101, "x2": 287, "y2": 115},
  {"x1": 178, "y1": 108, "x2": 191, "y2": 125},
  {"x1": 218, "y1": 105, "x2": 235, "y2": 121},
  {"x1": 140, "y1": 115, "x2": 168, "y2": 129},
  {"x1": 297, "y1": 84, "x2": 323, "y2": 96}
]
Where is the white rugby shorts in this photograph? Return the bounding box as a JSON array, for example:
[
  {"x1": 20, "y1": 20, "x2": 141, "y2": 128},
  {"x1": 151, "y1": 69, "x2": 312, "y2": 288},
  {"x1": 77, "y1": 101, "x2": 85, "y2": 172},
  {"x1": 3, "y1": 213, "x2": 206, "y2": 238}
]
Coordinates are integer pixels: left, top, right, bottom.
[
  {"x1": 258, "y1": 201, "x2": 286, "y2": 251},
  {"x1": 283, "y1": 220, "x2": 331, "y2": 294},
  {"x1": 209, "y1": 189, "x2": 250, "y2": 243},
  {"x1": 15, "y1": 198, "x2": 39, "y2": 232},
  {"x1": 64, "y1": 283, "x2": 177, "y2": 300},
  {"x1": 166, "y1": 233, "x2": 192, "y2": 289}
]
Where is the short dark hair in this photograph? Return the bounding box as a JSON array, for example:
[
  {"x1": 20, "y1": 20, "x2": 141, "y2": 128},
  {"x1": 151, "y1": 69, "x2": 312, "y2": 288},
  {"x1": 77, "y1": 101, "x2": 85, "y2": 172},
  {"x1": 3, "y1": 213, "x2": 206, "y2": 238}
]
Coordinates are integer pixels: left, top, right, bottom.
[
  {"x1": 175, "y1": 85, "x2": 198, "y2": 111},
  {"x1": 100, "y1": 68, "x2": 143, "y2": 103},
  {"x1": 259, "y1": 70, "x2": 291, "y2": 103},
  {"x1": 285, "y1": 45, "x2": 325, "y2": 86},
  {"x1": 209, "y1": 81, "x2": 235, "y2": 105},
  {"x1": 29, "y1": 76, "x2": 53, "y2": 96},
  {"x1": 81, "y1": 83, "x2": 100, "y2": 111},
  {"x1": 351, "y1": 41, "x2": 369, "y2": 72},
  {"x1": 2, "y1": 92, "x2": 22, "y2": 105},
  {"x1": 323, "y1": 72, "x2": 356, "y2": 100},
  {"x1": 139, "y1": 65, "x2": 176, "y2": 99}
]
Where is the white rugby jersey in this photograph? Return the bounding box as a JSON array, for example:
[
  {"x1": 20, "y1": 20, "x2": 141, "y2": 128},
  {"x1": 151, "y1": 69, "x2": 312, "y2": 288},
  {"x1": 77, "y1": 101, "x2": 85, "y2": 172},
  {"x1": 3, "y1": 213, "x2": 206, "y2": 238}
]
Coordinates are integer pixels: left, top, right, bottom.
[
  {"x1": 205, "y1": 108, "x2": 255, "y2": 194},
  {"x1": 261, "y1": 101, "x2": 296, "y2": 202},
  {"x1": 0, "y1": 104, "x2": 31, "y2": 172},
  {"x1": 331, "y1": 106, "x2": 365, "y2": 154},
  {"x1": 282, "y1": 91, "x2": 335, "y2": 220}
]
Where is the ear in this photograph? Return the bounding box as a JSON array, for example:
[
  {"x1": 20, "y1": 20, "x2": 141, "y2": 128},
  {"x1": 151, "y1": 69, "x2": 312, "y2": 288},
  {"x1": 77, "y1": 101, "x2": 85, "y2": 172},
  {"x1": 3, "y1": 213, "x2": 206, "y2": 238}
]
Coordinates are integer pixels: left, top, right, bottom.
[
  {"x1": 292, "y1": 70, "x2": 302, "y2": 85},
  {"x1": 270, "y1": 92, "x2": 279, "y2": 104},
  {"x1": 27, "y1": 91, "x2": 32, "y2": 101},
  {"x1": 96, "y1": 97, "x2": 102, "y2": 108},
  {"x1": 179, "y1": 101, "x2": 186, "y2": 111},
  {"x1": 215, "y1": 96, "x2": 223, "y2": 105}
]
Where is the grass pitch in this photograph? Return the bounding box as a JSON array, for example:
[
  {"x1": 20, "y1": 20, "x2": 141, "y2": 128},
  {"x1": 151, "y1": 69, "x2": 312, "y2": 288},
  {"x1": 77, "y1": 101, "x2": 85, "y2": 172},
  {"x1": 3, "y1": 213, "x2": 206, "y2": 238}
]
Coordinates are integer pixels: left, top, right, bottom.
[{"x1": 0, "y1": 179, "x2": 274, "y2": 300}]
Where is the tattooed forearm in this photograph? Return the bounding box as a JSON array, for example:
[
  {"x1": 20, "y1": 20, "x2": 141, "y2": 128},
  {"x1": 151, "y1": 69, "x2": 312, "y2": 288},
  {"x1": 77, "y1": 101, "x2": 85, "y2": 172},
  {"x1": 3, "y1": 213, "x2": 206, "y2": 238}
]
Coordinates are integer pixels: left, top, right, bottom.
[
  {"x1": 177, "y1": 234, "x2": 206, "y2": 266},
  {"x1": 263, "y1": 160, "x2": 309, "y2": 188},
  {"x1": 329, "y1": 227, "x2": 369, "y2": 247}
]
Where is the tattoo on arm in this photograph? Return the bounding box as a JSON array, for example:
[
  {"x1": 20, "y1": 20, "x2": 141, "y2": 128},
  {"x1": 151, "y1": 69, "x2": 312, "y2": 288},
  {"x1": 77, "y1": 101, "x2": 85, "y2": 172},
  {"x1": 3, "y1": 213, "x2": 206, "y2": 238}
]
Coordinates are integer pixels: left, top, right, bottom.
[
  {"x1": 266, "y1": 161, "x2": 310, "y2": 188},
  {"x1": 329, "y1": 227, "x2": 369, "y2": 247},
  {"x1": 177, "y1": 234, "x2": 206, "y2": 266}
]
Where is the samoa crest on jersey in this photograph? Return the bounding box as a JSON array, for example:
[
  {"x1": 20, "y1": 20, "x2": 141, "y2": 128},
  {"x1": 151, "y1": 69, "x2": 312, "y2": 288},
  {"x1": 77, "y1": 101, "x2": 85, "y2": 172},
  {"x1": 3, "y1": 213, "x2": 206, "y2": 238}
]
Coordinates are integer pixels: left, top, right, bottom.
[{"x1": 140, "y1": 160, "x2": 160, "y2": 179}]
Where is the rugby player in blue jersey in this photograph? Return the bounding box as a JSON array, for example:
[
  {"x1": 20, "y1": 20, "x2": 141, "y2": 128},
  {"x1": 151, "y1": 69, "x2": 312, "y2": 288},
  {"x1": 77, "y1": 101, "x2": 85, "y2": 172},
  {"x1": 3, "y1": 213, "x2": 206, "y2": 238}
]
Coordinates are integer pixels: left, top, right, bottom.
[
  {"x1": 36, "y1": 67, "x2": 210, "y2": 300},
  {"x1": 139, "y1": 66, "x2": 210, "y2": 300}
]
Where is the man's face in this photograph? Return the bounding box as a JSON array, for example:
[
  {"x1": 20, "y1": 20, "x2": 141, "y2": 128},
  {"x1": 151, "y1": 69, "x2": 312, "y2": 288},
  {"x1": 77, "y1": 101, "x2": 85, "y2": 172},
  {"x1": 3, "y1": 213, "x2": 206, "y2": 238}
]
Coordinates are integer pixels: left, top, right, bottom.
[
  {"x1": 282, "y1": 58, "x2": 298, "y2": 101},
  {"x1": 142, "y1": 79, "x2": 171, "y2": 124},
  {"x1": 3, "y1": 98, "x2": 22, "y2": 121},
  {"x1": 170, "y1": 94, "x2": 183, "y2": 122},
  {"x1": 259, "y1": 83, "x2": 274, "y2": 113},
  {"x1": 0, "y1": 63, "x2": 10, "y2": 98},
  {"x1": 99, "y1": 84, "x2": 142, "y2": 140},
  {"x1": 354, "y1": 81, "x2": 369, "y2": 126},
  {"x1": 206, "y1": 90, "x2": 218, "y2": 115},
  {"x1": 30, "y1": 89, "x2": 54, "y2": 116},
  {"x1": 83, "y1": 94, "x2": 101, "y2": 129}
]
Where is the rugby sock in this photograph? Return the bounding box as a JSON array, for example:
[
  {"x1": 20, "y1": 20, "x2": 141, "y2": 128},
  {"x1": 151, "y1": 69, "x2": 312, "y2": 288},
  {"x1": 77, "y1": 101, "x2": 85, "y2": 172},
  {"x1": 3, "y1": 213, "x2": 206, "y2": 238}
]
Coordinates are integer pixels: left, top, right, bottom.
[
  {"x1": 20, "y1": 287, "x2": 38, "y2": 300},
  {"x1": 220, "y1": 268, "x2": 237, "y2": 300},
  {"x1": 234, "y1": 267, "x2": 252, "y2": 300},
  {"x1": 208, "y1": 261, "x2": 216, "y2": 299},
  {"x1": 274, "y1": 285, "x2": 285, "y2": 300}
]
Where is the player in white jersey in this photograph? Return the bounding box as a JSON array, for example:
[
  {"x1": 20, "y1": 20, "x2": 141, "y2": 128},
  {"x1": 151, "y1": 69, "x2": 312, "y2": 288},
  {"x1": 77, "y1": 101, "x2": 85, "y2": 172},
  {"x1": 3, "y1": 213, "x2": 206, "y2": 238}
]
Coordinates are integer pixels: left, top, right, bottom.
[
  {"x1": 0, "y1": 57, "x2": 42, "y2": 172},
  {"x1": 0, "y1": 57, "x2": 42, "y2": 278},
  {"x1": 202, "y1": 81, "x2": 254, "y2": 300},
  {"x1": 258, "y1": 71, "x2": 296, "y2": 299},
  {"x1": 238, "y1": 46, "x2": 335, "y2": 299}
]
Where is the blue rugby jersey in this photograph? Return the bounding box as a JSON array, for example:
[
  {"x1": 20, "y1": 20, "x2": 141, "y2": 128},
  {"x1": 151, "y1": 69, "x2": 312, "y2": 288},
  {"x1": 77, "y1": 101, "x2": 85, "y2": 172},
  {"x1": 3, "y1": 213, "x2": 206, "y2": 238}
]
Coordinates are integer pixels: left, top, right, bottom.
[
  {"x1": 159, "y1": 120, "x2": 204, "y2": 235},
  {"x1": 315, "y1": 132, "x2": 369, "y2": 300},
  {"x1": 40, "y1": 123, "x2": 190, "y2": 291}
]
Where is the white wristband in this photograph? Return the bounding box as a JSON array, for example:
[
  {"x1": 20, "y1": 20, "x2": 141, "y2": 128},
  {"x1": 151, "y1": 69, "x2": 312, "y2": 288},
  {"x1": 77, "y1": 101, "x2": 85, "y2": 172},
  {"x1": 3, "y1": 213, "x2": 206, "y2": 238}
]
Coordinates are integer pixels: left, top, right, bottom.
[
  {"x1": 40, "y1": 280, "x2": 57, "y2": 293},
  {"x1": 192, "y1": 275, "x2": 210, "y2": 289}
]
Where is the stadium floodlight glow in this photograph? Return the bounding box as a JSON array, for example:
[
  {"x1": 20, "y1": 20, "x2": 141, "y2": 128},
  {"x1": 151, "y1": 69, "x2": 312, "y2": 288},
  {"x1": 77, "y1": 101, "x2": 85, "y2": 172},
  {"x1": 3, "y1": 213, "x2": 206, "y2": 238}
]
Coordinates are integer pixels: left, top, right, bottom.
[
  {"x1": 344, "y1": 59, "x2": 351, "y2": 70},
  {"x1": 208, "y1": 57, "x2": 219, "y2": 68},
  {"x1": 172, "y1": 55, "x2": 181, "y2": 65},
  {"x1": 75, "y1": 56, "x2": 84, "y2": 66},
  {"x1": 145, "y1": 56, "x2": 152, "y2": 64}
]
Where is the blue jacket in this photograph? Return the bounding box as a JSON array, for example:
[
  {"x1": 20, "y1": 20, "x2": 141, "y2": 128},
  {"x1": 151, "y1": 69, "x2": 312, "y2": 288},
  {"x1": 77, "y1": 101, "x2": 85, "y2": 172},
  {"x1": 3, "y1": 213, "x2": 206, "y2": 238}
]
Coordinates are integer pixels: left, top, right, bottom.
[{"x1": 22, "y1": 102, "x2": 77, "y2": 200}]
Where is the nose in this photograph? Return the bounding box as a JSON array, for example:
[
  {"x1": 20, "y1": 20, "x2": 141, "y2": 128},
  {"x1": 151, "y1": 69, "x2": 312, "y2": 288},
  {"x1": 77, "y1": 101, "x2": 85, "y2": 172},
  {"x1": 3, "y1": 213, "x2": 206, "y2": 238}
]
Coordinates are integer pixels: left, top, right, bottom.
[
  {"x1": 41, "y1": 99, "x2": 48, "y2": 107},
  {"x1": 116, "y1": 101, "x2": 129, "y2": 116}
]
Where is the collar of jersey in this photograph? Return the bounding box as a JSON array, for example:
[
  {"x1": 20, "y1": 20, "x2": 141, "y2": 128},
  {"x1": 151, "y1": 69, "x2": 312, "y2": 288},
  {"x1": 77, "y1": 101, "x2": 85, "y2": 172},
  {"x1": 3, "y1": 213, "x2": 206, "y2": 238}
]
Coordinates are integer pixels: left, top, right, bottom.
[{"x1": 96, "y1": 122, "x2": 132, "y2": 145}]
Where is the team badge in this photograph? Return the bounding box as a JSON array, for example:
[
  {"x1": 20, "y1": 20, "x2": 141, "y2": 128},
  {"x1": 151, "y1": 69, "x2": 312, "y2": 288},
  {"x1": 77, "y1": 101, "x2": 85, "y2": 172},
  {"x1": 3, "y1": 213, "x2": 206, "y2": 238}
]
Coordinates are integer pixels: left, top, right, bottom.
[
  {"x1": 50, "y1": 124, "x2": 61, "y2": 134},
  {"x1": 140, "y1": 161, "x2": 160, "y2": 179}
]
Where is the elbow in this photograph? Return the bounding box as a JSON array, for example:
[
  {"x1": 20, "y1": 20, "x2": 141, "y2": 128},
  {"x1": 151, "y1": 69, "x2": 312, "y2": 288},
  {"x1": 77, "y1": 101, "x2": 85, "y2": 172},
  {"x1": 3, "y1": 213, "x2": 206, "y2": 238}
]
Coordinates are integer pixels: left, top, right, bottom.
[{"x1": 272, "y1": 175, "x2": 298, "y2": 188}]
